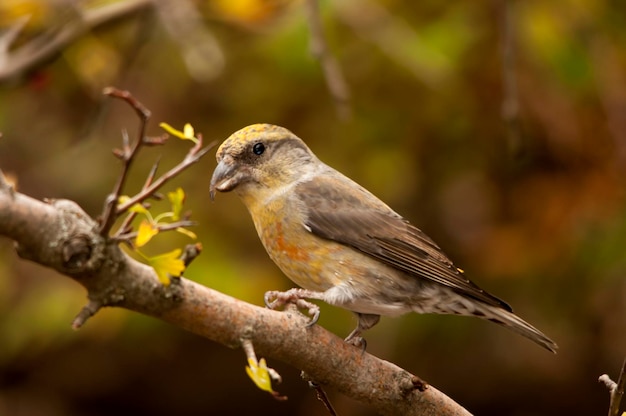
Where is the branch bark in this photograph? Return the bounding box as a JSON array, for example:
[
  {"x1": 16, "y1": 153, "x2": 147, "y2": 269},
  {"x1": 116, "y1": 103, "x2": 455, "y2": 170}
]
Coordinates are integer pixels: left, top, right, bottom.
[{"x1": 0, "y1": 177, "x2": 471, "y2": 415}]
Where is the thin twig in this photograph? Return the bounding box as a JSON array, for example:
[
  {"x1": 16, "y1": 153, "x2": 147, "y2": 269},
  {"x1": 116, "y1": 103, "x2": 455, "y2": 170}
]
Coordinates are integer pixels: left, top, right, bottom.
[
  {"x1": 112, "y1": 219, "x2": 198, "y2": 243},
  {"x1": 599, "y1": 358, "x2": 626, "y2": 416},
  {"x1": 145, "y1": 158, "x2": 161, "y2": 186},
  {"x1": 115, "y1": 138, "x2": 217, "y2": 214},
  {"x1": 303, "y1": 0, "x2": 351, "y2": 120},
  {"x1": 181, "y1": 243, "x2": 203, "y2": 267},
  {"x1": 110, "y1": 158, "x2": 160, "y2": 239},
  {"x1": 114, "y1": 211, "x2": 139, "y2": 240},
  {"x1": 242, "y1": 337, "x2": 258, "y2": 363},
  {"x1": 302, "y1": 372, "x2": 338, "y2": 416},
  {"x1": 99, "y1": 88, "x2": 152, "y2": 236},
  {"x1": 71, "y1": 299, "x2": 103, "y2": 329}
]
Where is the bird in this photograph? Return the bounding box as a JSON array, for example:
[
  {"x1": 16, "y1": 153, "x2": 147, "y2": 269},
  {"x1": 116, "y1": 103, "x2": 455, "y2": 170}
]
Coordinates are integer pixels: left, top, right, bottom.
[{"x1": 210, "y1": 123, "x2": 558, "y2": 353}]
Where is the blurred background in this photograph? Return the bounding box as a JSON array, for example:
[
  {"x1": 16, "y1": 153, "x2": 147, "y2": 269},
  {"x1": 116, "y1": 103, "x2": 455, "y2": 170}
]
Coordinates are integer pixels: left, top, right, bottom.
[{"x1": 0, "y1": 0, "x2": 625, "y2": 415}]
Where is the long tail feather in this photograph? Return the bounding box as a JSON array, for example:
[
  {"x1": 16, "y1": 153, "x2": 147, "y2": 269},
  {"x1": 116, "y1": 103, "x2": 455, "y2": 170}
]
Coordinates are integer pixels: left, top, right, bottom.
[{"x1": 477, "y1": 303, "x2": 558, "y2": 353}]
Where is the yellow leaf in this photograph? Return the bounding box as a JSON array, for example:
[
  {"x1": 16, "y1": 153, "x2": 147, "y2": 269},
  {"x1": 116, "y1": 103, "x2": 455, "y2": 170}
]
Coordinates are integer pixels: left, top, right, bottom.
[
  {"x1": 118, "y1": 195, "x2": 130, "y2": 206},
  {"x1": 146, "y1": 248, "x2": 185, "y2": 286},
  {"x1": 176, "y1": 227, "x2": 197, "y2": 240},
  {"x1": 136, "y1": 220, "x2": 158, "y2": 247},
  {"x1": 128, "y1": 203, "x2": 148, "y2": 215},
  {"x1": 183, "y1": 123, "x2": 195, "y2": 139},
  {"x1": 159, "y1": 122, "x2": 198, "y2": 144},
  {"x1": 159, "y1": 122, "x2": 183, "y2": 138},
  {"x1": 168, "y1": 187, "x2": 185, "y2": 221},
  {"x1": 245, "y1": 358, "x2": 275, "y2": 394},
  {"x1": 118, "y1": 196, "x2": 148, "y2": 214}
]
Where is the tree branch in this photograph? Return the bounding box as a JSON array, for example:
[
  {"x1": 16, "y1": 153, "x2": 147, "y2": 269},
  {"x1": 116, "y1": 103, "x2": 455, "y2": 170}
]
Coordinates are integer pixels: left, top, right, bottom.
[
  {"x1": 0, "y1": 183, "x2": 472, "y2": 416},
  {"x1": 599, "y1": 358, "x2": 626, "y2": 416},
  {"x1": 303, "y1": 0, "x2": 352, "y2": 120},
  {"x1": 0, "y1": 0, "x2": 153, "y2": 82},
  {"x1": 99, "y1": 87, "x2": 153, "y2": 236}
]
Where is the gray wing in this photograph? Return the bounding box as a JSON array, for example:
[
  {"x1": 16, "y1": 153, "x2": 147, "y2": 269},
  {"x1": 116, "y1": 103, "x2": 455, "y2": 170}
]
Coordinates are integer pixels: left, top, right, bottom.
[{"x1": 297, "y1": 176, "x2": 512, "y2": 311}]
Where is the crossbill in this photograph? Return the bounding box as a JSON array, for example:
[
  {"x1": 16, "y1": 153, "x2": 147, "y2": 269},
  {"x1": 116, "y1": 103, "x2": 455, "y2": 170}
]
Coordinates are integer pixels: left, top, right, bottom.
[{"x1": 210, "y1": 124, "x2": 557, "y2": 353}]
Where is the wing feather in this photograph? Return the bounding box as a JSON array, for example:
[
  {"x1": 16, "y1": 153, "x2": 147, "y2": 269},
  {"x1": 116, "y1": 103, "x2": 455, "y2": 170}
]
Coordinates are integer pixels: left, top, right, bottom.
[{"x1": 297, "y1": 175, "x2": 512, "y2": 311}]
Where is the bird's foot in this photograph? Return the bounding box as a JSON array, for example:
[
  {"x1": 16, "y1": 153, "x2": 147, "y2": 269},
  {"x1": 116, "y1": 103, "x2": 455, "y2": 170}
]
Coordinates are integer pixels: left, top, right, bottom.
[
  {"x1": 264, "y1": 288, "x2": 321, "y2": 327},
  {"x1": 344, "y1": 330, "x2": 367, "y2": 352},
  {"x1": 343, "y1": 313, "x2": 379, "y2": 352}
]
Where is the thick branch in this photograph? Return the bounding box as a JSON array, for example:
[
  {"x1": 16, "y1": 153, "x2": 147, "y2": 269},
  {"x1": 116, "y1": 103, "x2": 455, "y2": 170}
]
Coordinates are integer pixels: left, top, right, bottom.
[{"x1": 0, "y1": 187, "x2": 471, "y2": 416}]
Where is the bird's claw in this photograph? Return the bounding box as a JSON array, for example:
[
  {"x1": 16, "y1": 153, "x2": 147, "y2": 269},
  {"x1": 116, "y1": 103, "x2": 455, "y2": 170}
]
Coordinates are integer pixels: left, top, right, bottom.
[
  {"x1": 344, "y1": 329, "x2": 368, "y2": 352},
  {"x1": 264, "y1": 288, "x2": 321, "y2": 327},
  {"x1": 345, "y1": 335, "x2": 367, "y2": 352},
  {"x1": 263, "y1": 290, "x2": 281, "y2": 309}
]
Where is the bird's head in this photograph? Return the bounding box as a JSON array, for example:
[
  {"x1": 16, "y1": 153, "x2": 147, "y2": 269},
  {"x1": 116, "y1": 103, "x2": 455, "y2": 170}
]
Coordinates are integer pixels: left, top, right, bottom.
[{"x1": 210, "y1": 124, "x2": 318, "y2": 203}]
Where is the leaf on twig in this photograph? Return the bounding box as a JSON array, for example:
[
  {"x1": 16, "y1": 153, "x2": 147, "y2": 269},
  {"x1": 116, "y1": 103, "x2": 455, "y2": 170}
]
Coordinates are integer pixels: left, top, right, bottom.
[
  {"x1": 136, "y1": 220, "x2": 159, "y2": 247},
  {"x1": 145, "y1": 248, "x2": 185, "y2": 285},
  {"x1": 168, "y1": 187, "x2": 185, "y2": 221},
  {"x1": 176, "y1": 227, "x2": 197, "y2": 240},
  {"x1": 129, "y1": 203, "x2": 149, "y2": 215},
  {"x1": 246, "y1": 358, "x2": 276, "y2": 394},
  {"x1": 159, "y1": 122, "x2": 199, "y2": 144},
  {"x1": 118, "y1": 195, "x2": 148, "y2": 215}
]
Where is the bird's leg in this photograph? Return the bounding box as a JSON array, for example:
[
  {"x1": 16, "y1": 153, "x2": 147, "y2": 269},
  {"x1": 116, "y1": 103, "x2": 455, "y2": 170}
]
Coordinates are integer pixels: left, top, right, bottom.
[
  {"x1": 344, "y1": 313, "x2": 380, "y2": 350},
  {"x1": 264, "y1": 288, "x2": 324, "y2": 327}
]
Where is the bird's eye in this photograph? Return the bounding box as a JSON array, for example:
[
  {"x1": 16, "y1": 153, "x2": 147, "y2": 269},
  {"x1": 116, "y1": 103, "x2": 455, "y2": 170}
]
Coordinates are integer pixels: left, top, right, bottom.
[{"x1": 252, "y1": 142, "x2": 265, "y2": 155}]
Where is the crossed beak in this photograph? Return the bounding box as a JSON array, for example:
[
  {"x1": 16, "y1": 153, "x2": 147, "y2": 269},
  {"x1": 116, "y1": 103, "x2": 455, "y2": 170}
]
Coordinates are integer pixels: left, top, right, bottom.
[{"x1": 210, "y1": 155, "x2": 239, "y2": 201}]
